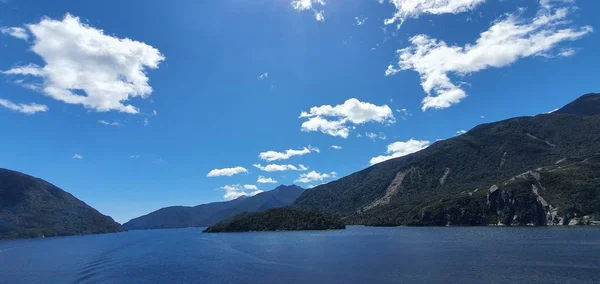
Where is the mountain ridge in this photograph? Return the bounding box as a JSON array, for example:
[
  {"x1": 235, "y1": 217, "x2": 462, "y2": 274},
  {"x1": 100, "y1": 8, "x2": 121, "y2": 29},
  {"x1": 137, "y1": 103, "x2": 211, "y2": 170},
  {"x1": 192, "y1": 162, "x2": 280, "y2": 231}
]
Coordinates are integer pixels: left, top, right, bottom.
[
  {"x1": 0, "y1": 168, "x2": 123, "y2": 239},
  {"x1": 123, "y1": 184, "x2": 305, "y2": 230},
  {"x1": 293, "y1": 93, "x2": 600, "y2": 226}
]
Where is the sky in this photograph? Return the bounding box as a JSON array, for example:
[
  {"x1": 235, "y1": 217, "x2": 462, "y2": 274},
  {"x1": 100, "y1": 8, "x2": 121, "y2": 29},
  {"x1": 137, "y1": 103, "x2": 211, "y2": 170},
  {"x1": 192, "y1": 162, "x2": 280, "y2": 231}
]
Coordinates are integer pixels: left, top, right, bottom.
[{"x1": 0, "y1": 0, "x2": 598, "y2": 223}]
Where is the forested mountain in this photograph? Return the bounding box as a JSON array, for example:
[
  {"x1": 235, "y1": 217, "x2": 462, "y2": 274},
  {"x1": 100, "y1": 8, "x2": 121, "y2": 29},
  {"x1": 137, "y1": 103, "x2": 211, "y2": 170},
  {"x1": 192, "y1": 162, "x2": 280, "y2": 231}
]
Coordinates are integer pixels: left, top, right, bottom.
[
  {"x1": 123, "y1": 185, "x2": 304, "y2": 230},
  {"x1": 293, "y1": 93, "x2": 600, "y2": 226},
  {"x1": 0, "y1": 169, "x2": 123, "y2": 239},
  {"x1": 203, "y1": 208, "x2": 345, "y2": 233}
]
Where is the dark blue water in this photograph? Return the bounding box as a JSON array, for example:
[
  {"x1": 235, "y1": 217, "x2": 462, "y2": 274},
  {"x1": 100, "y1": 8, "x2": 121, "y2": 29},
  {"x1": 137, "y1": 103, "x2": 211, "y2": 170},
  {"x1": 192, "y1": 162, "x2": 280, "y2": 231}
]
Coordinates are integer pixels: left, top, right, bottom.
[{"x1": 1, "y1": 226, "x2": 599, "y2": 284}]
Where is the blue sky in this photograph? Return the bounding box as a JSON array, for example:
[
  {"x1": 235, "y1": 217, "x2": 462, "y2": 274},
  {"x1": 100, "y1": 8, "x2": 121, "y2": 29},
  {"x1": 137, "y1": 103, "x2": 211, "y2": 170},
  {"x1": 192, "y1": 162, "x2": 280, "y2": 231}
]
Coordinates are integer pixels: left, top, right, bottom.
[{"x1": 0, "y1": 0, "x2": 598, "y2": 223}]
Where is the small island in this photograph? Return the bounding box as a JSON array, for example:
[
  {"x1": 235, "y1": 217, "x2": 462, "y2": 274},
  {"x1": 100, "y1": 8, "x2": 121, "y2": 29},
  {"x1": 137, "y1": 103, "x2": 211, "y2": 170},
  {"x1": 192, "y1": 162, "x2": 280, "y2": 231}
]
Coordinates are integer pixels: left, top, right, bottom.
[{"x1": 203, "y1": 207, "x2": 346, "y2": 233}]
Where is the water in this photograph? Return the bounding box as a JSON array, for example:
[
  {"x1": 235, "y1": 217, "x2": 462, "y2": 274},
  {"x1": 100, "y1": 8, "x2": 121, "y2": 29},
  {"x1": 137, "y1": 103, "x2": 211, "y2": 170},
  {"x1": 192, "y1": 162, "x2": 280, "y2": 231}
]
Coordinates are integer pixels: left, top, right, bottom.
[{"x1": 0, "y1": 226, "x2": 599, "y2": 284}]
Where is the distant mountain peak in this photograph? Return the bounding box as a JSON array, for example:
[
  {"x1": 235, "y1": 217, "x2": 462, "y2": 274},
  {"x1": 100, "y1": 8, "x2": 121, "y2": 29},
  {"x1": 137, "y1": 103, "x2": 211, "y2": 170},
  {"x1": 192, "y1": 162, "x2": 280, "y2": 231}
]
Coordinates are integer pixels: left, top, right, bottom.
[
  {"x1": 123, "y1": 183, "x2": 305, "y2": 230},
  {"x1": 555, "y1": 93, "x2": 600, "y2": 116},
  {"x1": 274, "y1": 184, "x2": 303, "y2": 190}
]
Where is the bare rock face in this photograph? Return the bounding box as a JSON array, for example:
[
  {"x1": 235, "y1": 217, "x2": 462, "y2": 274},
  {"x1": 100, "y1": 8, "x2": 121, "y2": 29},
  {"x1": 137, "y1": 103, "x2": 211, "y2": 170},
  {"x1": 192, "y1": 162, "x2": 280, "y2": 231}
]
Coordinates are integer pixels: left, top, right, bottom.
[{"x1": 294, "y1": 94, "x2": 600, "y2": 227}]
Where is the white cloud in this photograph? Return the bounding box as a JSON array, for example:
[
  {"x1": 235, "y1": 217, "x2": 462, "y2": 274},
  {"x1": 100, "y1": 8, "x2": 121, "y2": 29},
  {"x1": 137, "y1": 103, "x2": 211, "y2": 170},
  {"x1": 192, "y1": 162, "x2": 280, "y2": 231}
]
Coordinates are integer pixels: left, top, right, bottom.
[
  {"x1": 0, "y1": 98, "x2": 47, "y2": 114},
  {"x1": 129, "y1": 155, "x2": 140, "y2": 159},
  {"x1": 389, "y1": 2, "x2": 592, "y2": 111},
  {"x1": 257, "y1": 176, "x2": 278, "y2": 184},
  {"x1": 558, "y1": 48, "x2": 576, "y2": 57},
  {"x1": 300, "y1": 98, "x2": 394, "y2": 138},
  {"x1": 221, "y1": 184, "x2": 263, "y2": 201},
  {"x1": 253, "y1": 163, "x2": 308, "y2": 172},
  {"x1": 98, "y1": 120, "x2": 119, "y2": 126},
  {"x1": 396, "y1": 108, "x2": 412, "y2": 120},
  {"x1": 365, "y1": 132, "x2": 387, "y2": 140},
  {"x1": 370, "y1": 139, "x2": 430, "y2": 165},
  {"x1": 381, "y1": 0, "x2": 485, "y2": 29},
  {"x1": 72, "y1": 153, "x2": 83, "y2": 159},
  {"x1": 144, "y1": 118, "x2": 149, "y2": 127},
  {"x1": 207, "y1": 166, "x2": 248, "y2": 177},
  {"x1": 152, "y1": 109, "x2": 158, "y2": 116},
  {"x1": 295, "y1": 170, "x2": 337, "y2": 183},
  {"x1": 355, "y1": 16, "x2": 368, "y2": 26},
  {"x1": 456, "y1": 129, "x2": 467, "y2": 135},
  {"x1": 315, "y1": 11, "x2": 325, "y2": 22},
  {"x1": 291, "y1": 0, "x2": 326, "y2": 22},
  {"x1": 331, "y1": 145, "x2": 342, "y2": 150},
  {"x1": 0, "y1": 26, "x2": 29, "y2": 40},
  {"x1": 244, "y1": 184, "x2": 259, "y2": 190},
  {"x1": 3, "y1": 14, "x2": 165, "y2": 114},
  {"x1": 258, "y1": 72, "x2": 268, "y2": 80},
  {"x1": 259, "y1": 146, "x2": 319, "y2": 162}
]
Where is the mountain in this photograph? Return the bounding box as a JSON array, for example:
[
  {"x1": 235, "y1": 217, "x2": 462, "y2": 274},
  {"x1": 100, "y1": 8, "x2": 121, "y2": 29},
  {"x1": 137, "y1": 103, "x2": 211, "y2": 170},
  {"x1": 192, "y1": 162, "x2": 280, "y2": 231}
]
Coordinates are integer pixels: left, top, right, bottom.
[
  {"x1": 293, "y1": 93, "x2": 600, "y2": 226},
  {"x1": 203, "y1": 208, "x2": 345, "y2": 233},
  {"x1": 0, "y1": 169, "x2": 123, "y2": 239},
  {"x1": 123, "y1": 184, "x2": 305, "y2": 230}
]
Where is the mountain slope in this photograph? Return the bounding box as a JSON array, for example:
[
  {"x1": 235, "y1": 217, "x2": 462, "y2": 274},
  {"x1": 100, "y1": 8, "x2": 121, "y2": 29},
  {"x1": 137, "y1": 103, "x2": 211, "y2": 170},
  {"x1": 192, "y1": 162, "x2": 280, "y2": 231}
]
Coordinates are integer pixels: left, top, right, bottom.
[
  {"x1": 203, "y1": 208, "x2": 346, "y2": 233},
  {"x1": 123, "y1": 185, "x2": 305, "y2": 230},
  {"x1": 293, "y1": 93, "x2": 600, "y2": 226},
  {"x1": 0, "y1": 169, "x2": 123, "y2": 239}
]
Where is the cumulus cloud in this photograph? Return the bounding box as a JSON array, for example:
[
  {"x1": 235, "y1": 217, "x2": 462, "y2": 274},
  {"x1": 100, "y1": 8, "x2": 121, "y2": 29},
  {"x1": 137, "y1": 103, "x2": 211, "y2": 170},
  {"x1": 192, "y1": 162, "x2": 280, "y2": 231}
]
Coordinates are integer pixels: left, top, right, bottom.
[
  {"x1": 221, "y1": 184, "x2": 263, "y2": 200},
  {"x1": 2, "y1": 14, "x2": 165, "y2": 114},
  {"x1": 300, "y1": 98, "x2": 394, "y2": 138},
  {"x1": 381, "y1": 0, "x2": 485, "y2": 29},
  {"x1": 0, "y1": 98, "x2": 47, "y2": 114},
  {"x1": 291, "y1": 0, "x2": 326, "y2": 22},
  {"x1": 388, "y1": 1, "x2": 592, "y2": 111},
  {"x1": 207, "y1": 166, "x2": 248, "y2": 177},
  {"x1": 98, "y1": 120, "x2": 119, "y2": 126},
  {"x1": 253, "y1": 164, "x2": 308, "y2": 172},
  {"x1": 370, "y1": 139, "x2": 430, "y2": 165},
  {"x1": 259, "y1": 146, "x2": 319, "y2": 162},
  {"x1": 331, "y1": 145, "x2": 342, "y2": 150},
  {"x1": 0, "y1": 26, "x2": 29, "y2": 40},
  {"x1": 72, "y1": 153, "x2": 83, "y2": 159},
  {"x1": 295, "y1": 170, "x2": 337, "y2": 183},
  {"x1": 257, "y1": 176, "x2": 278, "y2": 184},
  {"x1": 258, "y1": 72, "x2": 268, "y2": 80}
]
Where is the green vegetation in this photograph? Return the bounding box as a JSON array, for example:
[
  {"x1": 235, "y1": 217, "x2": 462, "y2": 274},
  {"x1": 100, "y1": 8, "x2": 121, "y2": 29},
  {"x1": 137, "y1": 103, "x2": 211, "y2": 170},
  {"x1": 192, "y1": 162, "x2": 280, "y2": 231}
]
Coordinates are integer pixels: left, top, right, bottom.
[
  {"x1": 293, "y1": 93, "x2": 600, "y2": 226},
  {"x1": 123, "y1": 185, "x2": 305, "y2": 230},
  {"x1": 203, "y1": 207, "x2": 346, "y2": 233},
  {"x1": 0, "y1": 169, "x2": 123, "y2": 239}
]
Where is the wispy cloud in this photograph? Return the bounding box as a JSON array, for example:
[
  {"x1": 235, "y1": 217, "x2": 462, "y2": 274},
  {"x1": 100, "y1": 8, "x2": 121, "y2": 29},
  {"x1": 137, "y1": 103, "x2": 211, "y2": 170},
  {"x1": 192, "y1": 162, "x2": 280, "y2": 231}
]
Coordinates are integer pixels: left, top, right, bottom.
[
  {"x1": 72, "y1": 153, "x2": 83, "y2": 160},
  {"x1": 381, "y1": 0, "x2": 485, "y2": 29},
  {"x1": 259, "y1": 146, "x2": 319, "y2": 162},
  {"x1": 387, "y1": 1, "x2": 592, "y2": 110},
  {"x1": 0, "y1": 26, "x2": 29, "y2": 40},
  {"x1": 253, "y1": 164, "x2": 308, "y2": 172},
  {"x1": 291, "y1": 0, "x2": 326, "y2": 22},
  {"x1": 0, "y1": 98, "x2": 47, "y2": 115},
  {"x1": 98, "y1": 120, "x2": 120, "y2": 126},
  {"x1": 258, "y1": 72, "x2": 268, "y2": 80}
]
